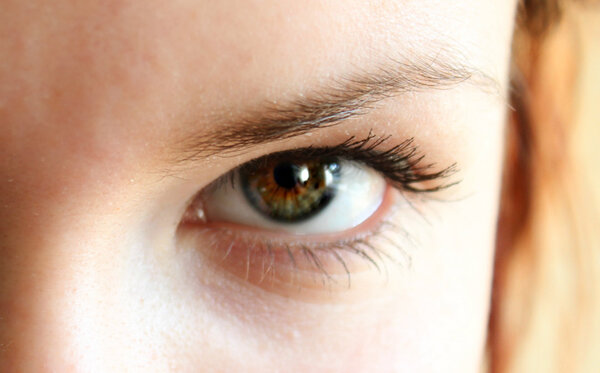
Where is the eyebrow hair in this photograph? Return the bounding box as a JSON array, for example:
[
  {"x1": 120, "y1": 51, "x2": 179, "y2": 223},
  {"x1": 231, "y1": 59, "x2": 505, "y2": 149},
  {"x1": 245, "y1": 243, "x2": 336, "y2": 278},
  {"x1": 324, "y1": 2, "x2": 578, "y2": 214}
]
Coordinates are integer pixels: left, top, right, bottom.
[{"x1": 175, "y1": 52, "x2": 500, "y2": 162}]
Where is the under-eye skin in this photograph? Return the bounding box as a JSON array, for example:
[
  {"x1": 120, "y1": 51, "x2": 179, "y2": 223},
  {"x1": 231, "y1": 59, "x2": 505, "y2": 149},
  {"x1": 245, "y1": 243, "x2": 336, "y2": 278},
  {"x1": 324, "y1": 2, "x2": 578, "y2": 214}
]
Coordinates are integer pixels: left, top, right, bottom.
[{"x1": 178, "y1": 132, "x2": 457, "y2": 291}]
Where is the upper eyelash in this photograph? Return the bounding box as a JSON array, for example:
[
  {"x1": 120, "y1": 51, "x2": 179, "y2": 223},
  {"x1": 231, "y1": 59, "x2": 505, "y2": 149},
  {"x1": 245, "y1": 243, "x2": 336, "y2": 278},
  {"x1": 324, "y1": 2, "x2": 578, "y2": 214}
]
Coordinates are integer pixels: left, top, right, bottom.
[{"x1": 220, "y1": 130, "x2": 458, "y2": 193}]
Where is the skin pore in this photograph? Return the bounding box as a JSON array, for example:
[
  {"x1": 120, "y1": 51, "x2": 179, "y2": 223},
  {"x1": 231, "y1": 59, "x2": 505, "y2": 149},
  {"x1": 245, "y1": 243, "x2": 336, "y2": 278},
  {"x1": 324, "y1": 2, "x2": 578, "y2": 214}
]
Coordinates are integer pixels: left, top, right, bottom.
[{"x1": 0, "y1": 0, "x2": 517, "y2": 372}]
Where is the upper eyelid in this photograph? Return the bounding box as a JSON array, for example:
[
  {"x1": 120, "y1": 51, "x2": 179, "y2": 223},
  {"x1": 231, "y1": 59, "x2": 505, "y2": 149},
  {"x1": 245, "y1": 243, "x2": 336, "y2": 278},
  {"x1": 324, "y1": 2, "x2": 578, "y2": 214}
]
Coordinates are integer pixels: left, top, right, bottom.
[{"x1": 206, "y1": 131, "x2": 458, "y2": 194}]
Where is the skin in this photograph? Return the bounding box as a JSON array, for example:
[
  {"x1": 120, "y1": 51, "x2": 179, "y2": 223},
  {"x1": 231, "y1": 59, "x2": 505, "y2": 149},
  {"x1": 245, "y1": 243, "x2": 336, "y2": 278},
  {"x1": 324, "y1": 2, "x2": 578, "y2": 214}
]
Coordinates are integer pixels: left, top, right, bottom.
[{"x1": 0, "y1": 0, "x2": 517, "y2": 372}]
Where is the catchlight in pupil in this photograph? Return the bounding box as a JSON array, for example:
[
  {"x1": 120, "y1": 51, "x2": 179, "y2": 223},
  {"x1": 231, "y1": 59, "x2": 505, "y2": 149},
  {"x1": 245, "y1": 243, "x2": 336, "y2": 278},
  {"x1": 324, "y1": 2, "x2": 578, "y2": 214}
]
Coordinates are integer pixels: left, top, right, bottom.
[{"x1": 241, "y1": 159, "x2": 342, "y2": 222}]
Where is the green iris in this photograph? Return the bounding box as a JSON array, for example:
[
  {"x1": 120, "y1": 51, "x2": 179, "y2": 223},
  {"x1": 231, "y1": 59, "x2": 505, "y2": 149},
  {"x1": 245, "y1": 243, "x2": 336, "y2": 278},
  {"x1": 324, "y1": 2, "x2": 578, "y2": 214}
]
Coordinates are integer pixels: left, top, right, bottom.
[{"x1": 241, "y1": 159, "x2": 341, "y2": 222}]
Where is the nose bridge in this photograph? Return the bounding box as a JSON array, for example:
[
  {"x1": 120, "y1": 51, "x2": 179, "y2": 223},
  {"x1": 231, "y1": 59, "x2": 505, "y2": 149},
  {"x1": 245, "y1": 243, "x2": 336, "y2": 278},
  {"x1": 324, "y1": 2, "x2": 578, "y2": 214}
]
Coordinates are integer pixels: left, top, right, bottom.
[
  {"x1": 0, "y1": 99, "x2": 176, "y2": 365},
  {"x1": 0, "y1": 179, "x2": 130, "y2": 371},
  {"x1": 0, "y1": 213, "x2": 75, "y2": 369},
  {"x1": 0, "y1": 194, "x2": 84, "y2": 368}
]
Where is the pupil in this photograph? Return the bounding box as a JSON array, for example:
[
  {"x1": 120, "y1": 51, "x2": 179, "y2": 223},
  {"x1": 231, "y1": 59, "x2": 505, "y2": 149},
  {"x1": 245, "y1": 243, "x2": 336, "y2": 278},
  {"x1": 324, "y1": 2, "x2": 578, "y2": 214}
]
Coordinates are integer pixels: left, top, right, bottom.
[{"x1": 273, "y1": 162, "x2": 303, "y2": 189}]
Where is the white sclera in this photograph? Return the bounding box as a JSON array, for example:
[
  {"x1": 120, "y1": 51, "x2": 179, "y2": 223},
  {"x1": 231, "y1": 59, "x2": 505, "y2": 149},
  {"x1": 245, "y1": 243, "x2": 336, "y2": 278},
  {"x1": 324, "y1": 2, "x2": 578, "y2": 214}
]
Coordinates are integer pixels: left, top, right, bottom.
[{"x1": 202, "y1": 161, "x2": 386, "y2": 235}]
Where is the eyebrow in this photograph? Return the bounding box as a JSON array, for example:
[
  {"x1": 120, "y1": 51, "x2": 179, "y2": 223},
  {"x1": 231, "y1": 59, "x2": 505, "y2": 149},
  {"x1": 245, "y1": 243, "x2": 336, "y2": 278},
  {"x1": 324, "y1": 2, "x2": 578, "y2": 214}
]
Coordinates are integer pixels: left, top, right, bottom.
[{"x1": 174, "y1": 52, "x2": 500, "y2": 162}]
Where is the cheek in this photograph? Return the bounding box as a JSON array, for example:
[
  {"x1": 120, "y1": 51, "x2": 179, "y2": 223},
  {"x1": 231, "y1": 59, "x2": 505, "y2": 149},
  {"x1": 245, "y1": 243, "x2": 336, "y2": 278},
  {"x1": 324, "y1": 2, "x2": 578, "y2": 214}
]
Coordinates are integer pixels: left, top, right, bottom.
[
  {"x1": 161, "y1": 203, "x2": 497, "y2": 372},
  {"x1": 163, "y1": 144, "x2": 501, "y2": 372}
]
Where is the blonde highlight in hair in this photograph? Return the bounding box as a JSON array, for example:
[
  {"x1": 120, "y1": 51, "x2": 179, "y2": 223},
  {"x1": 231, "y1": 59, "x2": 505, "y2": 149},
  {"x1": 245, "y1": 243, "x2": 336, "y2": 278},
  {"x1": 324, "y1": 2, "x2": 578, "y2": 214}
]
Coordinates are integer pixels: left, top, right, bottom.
[{"x1": 490, "y1": 1, "x2": 600, "y2": 372}]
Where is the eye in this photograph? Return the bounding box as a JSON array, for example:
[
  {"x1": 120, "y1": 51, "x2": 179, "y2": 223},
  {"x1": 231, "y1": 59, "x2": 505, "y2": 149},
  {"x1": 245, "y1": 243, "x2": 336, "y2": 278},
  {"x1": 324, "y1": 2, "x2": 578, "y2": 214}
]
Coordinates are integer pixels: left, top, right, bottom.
[
  {"x1": 178, "y1": 133, "x2": 456, "y2": 295},
  {"x1": 199, "y1": 157, "x2": 386, "y2": 234}
]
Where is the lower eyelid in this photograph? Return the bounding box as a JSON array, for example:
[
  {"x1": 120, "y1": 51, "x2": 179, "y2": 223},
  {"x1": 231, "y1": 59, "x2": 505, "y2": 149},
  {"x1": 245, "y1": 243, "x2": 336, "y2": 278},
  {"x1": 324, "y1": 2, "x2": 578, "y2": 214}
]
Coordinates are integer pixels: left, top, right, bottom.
[{"x1": 177, "y1": 186, "x2": 417, "y2": 298}]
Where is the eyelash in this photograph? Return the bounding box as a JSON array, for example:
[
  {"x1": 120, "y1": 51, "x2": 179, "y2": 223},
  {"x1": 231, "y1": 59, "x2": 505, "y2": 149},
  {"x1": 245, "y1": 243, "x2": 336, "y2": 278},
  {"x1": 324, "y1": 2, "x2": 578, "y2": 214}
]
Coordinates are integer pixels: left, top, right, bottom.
[
  {"x1": 186, "y1": 131, "x2": 457, "y2": 288},
  {"x1": 216, "y1": 130, "x2": 457, "y2": 193},
  {"x1": 196, "y1": 215, "x2": 412, "y2": 290}
]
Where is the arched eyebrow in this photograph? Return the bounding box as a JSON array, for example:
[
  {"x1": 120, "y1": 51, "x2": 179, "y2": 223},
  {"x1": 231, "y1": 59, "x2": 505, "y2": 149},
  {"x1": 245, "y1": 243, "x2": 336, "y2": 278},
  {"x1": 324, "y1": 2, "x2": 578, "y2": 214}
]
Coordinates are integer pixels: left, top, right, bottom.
[{"x1": 173, "y1": 54, "x2": 500, "y2": 162}]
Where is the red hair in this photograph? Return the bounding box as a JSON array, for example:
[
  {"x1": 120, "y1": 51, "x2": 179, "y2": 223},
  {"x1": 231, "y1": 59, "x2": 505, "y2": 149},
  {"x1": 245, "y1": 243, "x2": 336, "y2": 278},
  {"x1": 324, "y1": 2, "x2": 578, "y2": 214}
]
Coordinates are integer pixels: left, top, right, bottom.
[{"x1": 490, "y1": 1, "x2": 600, "y2": 371}]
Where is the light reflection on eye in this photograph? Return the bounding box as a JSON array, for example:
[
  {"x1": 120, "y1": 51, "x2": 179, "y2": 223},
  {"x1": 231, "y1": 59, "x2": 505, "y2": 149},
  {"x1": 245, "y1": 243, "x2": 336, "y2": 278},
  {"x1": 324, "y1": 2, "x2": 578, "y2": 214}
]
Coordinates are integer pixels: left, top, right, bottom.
[{"x1": 200, "y1": 158, "x2": 386, "y2": 235}]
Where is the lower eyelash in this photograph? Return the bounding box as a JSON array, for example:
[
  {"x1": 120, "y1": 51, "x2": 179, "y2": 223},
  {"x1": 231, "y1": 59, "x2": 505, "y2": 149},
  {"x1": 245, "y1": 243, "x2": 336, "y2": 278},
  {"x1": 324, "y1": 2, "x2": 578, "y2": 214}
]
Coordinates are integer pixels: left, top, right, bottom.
[{"x1": 184, "y1": 208, "x2": 415, "y2": 290}]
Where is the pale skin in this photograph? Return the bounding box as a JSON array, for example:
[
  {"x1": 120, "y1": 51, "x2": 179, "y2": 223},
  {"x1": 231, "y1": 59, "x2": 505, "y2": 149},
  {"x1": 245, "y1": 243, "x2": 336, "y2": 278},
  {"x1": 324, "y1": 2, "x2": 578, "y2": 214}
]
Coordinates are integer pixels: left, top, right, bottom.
[{"x1": 0, "y1": 1, "x2": 517, "y2": 372}]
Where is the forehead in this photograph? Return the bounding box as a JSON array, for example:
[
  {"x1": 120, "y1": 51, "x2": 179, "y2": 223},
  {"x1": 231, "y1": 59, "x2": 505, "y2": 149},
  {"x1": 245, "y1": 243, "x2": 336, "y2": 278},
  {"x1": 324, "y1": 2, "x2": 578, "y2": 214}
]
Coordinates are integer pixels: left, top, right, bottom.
[
  {"x1": 0, "y1": 0, "x2": 515, "y2": 176},
  {"x1": 3, "y1": 0, "x2": 513, "y2": 98}
]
